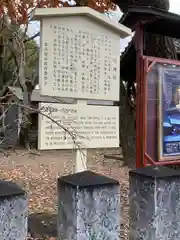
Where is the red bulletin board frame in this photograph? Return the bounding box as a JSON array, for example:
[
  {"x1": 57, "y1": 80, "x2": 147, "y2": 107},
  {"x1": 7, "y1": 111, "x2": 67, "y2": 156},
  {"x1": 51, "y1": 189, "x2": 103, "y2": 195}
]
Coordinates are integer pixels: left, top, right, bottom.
[{"x1": 135, "y1": 24, "x2": 180, "y2": 168}]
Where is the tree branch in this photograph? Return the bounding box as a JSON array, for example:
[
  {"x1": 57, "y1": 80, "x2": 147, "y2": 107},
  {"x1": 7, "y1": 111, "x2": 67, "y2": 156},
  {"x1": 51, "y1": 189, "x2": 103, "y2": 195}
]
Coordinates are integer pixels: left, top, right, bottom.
[{"x1": 24, "y1": 32, "x2": 40, "y2": 43}]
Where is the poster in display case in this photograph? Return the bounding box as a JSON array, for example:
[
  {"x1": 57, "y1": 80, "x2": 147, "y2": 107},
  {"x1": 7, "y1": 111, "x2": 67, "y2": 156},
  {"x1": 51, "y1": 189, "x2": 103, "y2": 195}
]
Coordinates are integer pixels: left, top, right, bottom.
[{"x1": 158, "y1": 65, "x2": 180, "y2": 160}]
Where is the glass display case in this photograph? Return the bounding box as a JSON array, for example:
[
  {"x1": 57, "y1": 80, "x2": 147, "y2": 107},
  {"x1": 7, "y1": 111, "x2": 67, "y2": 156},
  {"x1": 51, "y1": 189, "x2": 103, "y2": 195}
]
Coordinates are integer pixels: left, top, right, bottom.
[
  {"x1": 146, "y1": 63, "x2": 180, "y2": 162},
  {"x1": 158, "y1": 65, "x2": 180, "y2": 160}
]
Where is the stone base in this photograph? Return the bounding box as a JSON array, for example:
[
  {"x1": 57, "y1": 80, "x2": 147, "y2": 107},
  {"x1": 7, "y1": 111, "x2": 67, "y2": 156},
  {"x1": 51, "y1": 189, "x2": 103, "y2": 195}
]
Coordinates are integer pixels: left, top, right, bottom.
[
  {"x1": 58, "y1": 170, "x2": 120, "y2": 240},
  {"x1": 0, "y1": 195, "x2": 27, "y2": 239},
  {"x1": 0, "y1": 180, "x2": 27, "y2": 239},
  {"x1": 129, "y1": 166, "x2": 180, "y2": 240}
]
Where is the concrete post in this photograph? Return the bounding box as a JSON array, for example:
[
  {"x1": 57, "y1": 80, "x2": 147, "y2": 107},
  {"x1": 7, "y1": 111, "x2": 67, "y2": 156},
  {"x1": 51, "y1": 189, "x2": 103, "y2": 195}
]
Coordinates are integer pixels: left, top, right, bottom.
[
  {"x1": 57, "y1": 170, "x2": 120, "y2": 240},
  {"x1": 129, "y1": 166, "x2": 180, "y2": 240},
  {"x1": 0, "y1": 180, "x2": 27, "y2": 239}
]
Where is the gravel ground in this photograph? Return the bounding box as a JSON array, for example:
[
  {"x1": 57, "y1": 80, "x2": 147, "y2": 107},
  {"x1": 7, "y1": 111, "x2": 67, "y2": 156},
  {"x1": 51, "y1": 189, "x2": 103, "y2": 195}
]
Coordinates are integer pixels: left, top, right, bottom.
[{"x1": 0, "y1": 148, "x2": 131, "y2": 240}]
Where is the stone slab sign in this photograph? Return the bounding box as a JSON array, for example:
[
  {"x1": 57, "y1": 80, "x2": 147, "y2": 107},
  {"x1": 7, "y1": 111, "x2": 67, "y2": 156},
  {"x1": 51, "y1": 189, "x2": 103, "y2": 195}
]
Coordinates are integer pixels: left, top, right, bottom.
[
  {"x1": 38, "y1": 102, "x2": 119, "y2": 149},
  {"x1": 57, "y1": 170, "x2": 120, "y2": 240},
  {"x1": 129, "y1": 166, "x2": 180, "y2": 240}
]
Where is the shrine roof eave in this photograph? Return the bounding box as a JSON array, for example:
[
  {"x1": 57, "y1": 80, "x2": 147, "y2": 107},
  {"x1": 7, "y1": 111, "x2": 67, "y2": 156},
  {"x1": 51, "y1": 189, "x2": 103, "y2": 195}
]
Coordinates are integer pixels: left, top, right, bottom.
[
  {"x1": 120, "y1": 6, "x2": 180, "y2": 39},
  {"x1": 32, "y1": 7, "x2": 131, "y2": 38}
]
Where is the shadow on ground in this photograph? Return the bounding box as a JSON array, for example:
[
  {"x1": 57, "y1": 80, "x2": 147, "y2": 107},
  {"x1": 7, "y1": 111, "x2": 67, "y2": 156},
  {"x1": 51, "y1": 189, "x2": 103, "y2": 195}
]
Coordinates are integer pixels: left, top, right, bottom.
[
  {"x1": 28, "y1": 212, "x2": 57, "y2": 238},
  {"x1": 103, "y1": 153, "x2": 135, "y2": 168}
]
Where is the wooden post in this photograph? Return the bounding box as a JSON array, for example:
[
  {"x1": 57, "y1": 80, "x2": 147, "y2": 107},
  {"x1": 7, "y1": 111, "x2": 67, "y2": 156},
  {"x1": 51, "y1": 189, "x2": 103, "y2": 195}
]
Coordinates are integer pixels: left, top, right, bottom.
[{"x1": 75, "y1": 100, "x2": 87, "y2": 173}]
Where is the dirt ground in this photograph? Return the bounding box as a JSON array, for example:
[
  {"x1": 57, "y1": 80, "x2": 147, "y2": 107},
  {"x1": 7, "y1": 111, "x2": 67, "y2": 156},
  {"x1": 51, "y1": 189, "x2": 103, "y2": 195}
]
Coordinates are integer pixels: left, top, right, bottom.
[{"x1": 0, "y1": 148, "x2": 131, "y2": 240}]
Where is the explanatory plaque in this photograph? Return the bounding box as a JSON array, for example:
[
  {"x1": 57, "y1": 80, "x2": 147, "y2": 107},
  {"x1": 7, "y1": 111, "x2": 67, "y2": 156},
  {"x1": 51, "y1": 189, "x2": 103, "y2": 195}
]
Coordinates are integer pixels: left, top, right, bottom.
[
  {"x1": 38, "y1": 103, "x2": 119, "y2": 149},
  {"x1": 40, "y1": 17, "x2": 120, "y2": 101},
  {"x1": 34, "y1": 7, "x2": 131, "y2": 151}
]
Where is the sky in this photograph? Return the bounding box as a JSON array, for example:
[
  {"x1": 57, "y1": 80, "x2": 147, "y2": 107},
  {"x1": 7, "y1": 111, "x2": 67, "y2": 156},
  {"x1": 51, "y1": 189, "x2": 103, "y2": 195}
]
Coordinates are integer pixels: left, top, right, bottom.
[
  {"x1": 169, "y1": 0, "x2": 179, "y2": 13},
  {"x1": 27, "y1": 0, "x2": 180, "y2": 46}
]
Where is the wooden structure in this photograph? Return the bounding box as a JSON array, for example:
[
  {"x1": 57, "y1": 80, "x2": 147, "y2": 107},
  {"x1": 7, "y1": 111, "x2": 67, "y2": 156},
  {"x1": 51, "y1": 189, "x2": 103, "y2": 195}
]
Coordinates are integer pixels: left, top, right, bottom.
[{"x1": 120, "y1": 7, "x2": 180, "y2": 168}]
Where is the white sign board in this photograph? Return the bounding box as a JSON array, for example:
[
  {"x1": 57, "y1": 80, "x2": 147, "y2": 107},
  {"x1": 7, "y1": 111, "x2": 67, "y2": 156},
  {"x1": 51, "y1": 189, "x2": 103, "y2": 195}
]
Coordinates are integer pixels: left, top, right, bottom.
[
  {"x1": 38, "y1": 103, "x2": 119, "y2": 150},
  {"x1": 40, "y1": 17, "x2": 120, "y2": 101}
]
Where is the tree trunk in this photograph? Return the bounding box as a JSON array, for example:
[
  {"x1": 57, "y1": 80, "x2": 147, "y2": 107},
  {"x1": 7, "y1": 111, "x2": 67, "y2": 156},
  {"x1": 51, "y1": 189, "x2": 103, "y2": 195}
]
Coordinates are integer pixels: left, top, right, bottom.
[
  {"x1": 0, "y1": 36, "x2": 5, "y2": 89},
  {"x1": 120, "y1": 80, "x2": 136, "y2": 166}
]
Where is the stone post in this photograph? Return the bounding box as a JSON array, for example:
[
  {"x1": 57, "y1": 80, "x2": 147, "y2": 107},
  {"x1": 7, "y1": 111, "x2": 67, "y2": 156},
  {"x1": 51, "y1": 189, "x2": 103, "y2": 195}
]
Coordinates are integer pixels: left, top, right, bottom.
[
  {"x1": 57, "y1": 170, "x2": 120, "y2": 240},
  {"x1": 0, "y1": 180, "x2": 27, "y2": 239},
  {"x1": 129, "y1": 166, "x2": 180, "y2": 240}
]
